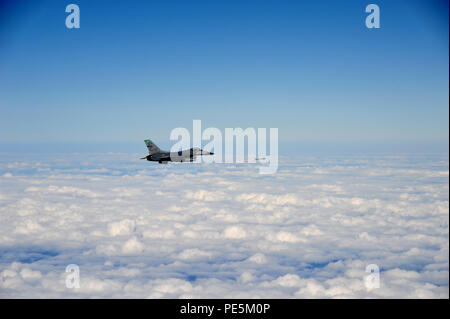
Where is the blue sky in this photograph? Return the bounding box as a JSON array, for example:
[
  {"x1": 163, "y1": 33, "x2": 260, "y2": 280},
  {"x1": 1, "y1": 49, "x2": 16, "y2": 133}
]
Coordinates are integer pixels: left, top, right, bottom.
[{"x1": 0, "y1": 0, "x2": 448, "y2": 148}]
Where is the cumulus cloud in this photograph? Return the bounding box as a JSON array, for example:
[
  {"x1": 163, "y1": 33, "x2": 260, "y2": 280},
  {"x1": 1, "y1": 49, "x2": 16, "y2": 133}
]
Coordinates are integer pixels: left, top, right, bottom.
[
  {"x1": 121, "y1": 237, "x2": 145, "y2": 255},
  {"x1": 20, "y1": 268, "x2": 43, "y2": 281},
  {"x1": 185, "y1": 190, "x2": 226, "y2": 202},
  {"x1": 248, "y1": 253, "x2": 268, "y2": 264},
  {"x1": 108, "y1": 219, "x2": 136, "y2": 236},
  {"x1": 0, "y1": 152, "x2": 448, "y2": 298},
  {"x1": 178, "y1": 248, "x2": 212, "y2": 260},
  {"x1": 268, "y1": 231, "x2": 305, "y2": 243},
  {"x1": 223, "y1": 226, "x2": 247, "y2": 239}
]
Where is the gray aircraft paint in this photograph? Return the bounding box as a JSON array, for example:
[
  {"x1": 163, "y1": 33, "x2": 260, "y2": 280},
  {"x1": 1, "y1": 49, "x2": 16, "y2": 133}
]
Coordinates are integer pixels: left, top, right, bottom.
[{"x1": 142, "y1": 139, "x2": 213, "y2": 164}]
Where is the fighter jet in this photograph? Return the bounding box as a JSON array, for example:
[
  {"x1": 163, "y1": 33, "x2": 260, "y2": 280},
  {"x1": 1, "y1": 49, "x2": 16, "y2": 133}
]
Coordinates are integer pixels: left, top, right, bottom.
[{"x1": 141, "y1": 139, "x2": 214, "y2": 164}]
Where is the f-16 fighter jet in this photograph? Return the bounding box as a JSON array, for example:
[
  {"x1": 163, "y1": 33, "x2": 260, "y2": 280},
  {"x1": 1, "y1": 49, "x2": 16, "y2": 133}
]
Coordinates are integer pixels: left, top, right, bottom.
[{"x1": 141, "y1": 139, "x2": 213, "y2": 164}]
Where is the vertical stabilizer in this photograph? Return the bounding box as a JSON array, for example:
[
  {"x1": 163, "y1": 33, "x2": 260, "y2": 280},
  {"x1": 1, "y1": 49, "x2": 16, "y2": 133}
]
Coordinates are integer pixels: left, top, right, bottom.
[{"x1": 144, "y1": 139, "x2": 161, "y2": 155}]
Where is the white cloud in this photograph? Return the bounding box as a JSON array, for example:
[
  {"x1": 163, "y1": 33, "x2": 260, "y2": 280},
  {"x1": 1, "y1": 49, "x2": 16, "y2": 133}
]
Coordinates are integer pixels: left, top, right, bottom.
[
  {"x1": 248, "y1": 253, "x2": 267, "y2": 264},
  {"x1": 121, "y1": 237, "x2": 144, "y2": 255},
  {"x1": 268, "y1": 231, "x2": 305, "y2": 243},
  {"x1": 20, "y1": 268, "x2": 42, "y2": 281},
  {"x1": 178, "y1": 248, "x2": 212, "y2": 260},
  {"x1": 108, "y1": 219, "x2": 136, "y2": 236},
  {"x1": 185, "y1": 190, "x2": 226, "y2": 202},
  {"x1": 301, "y1": 225, "x2": 323, "y2": 236},
  {"x1": 236, "y1": 193, "x2": 299, "y2": 206},
  {"x1": 14, "y1": 220, "x2": 45, "y2": 234},
  {"x1": 0, "y1": 153, "x2": 447, "y2": 298},
  {"x1": 223, "y1": 226, "x2": 247, "y2": 239}
]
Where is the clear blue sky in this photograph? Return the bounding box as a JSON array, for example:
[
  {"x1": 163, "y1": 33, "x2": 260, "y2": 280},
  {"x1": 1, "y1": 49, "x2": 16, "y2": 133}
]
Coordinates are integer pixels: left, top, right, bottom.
[{"x1": 0, "y1": 0, "x2": 448, "y2": 147}]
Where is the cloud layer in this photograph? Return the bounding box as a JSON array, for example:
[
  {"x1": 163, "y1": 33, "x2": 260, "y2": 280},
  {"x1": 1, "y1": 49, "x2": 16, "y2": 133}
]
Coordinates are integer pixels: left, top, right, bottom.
[{"x1": 0, "y1": 153, "x2": 448, "y2": 298}]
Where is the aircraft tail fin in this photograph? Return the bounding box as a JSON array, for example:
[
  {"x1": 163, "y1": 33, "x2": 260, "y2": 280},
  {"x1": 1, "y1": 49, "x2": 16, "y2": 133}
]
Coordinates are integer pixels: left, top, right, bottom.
[{"x1": 144, "y1": 139, "x2": 161, "y2": 155}]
